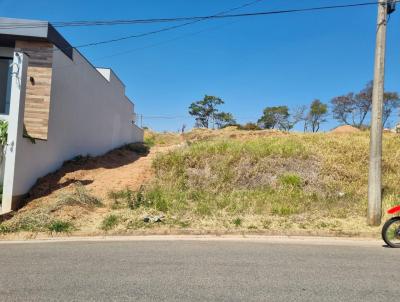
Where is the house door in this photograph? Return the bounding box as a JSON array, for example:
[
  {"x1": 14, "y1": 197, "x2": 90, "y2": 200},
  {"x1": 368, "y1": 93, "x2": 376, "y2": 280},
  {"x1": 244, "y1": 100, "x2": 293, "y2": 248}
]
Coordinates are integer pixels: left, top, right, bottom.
[{"x1": 0, "y1": 57, "x2": 12, "y2": 114}]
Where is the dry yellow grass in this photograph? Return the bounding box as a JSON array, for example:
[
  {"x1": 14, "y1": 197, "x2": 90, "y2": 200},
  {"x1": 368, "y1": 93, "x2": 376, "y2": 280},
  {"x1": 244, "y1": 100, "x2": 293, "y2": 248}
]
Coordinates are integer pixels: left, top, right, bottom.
[
  {"x1": 132, "y1": 130, "x2": 400, "y2": 236},
  {"x1": 1, "y1": 129, "x2": 399, "y2": 237}
]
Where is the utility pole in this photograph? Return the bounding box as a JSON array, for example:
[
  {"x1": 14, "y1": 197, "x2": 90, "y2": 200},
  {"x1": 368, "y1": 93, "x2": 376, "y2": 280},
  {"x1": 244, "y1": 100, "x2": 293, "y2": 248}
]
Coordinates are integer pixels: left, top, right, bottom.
[{"x1": 368, "y1": 0, "x2": 391, "y2": 226}]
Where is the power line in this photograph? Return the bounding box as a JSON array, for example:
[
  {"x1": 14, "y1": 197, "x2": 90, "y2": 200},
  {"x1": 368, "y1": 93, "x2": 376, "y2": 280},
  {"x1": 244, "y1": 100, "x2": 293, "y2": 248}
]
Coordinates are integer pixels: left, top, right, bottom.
[
  {"x1": 56, "y1": 0, "x2": 400, "y2": 50},
  {"x1": 74, "y1": 0, "x2": 266, "y2": 49},
  {"x1": 48, "y1": 0, "x2": 266, "y2": 71},
  {"x1": 55, "y1": 0, "x2": 396, "y2": 53},
  {"x1": 0, "y1": 1, "x2": 394, "y2": 30},
  {"x1": 3, "y1": 1, "x2": 392, "y2": 52},
  {"x1": 0, "y1": 0, "x2": 264, "y2": 30},
  {"x1": 10, "y1": 0, "x2": 264, "y2": 57},
  {"x1": 92, "y1": 19, "x2": 242, "y2": 62},
  {"x1": 52, "y1": 17, "x2": 242, "y2": 70},
  {"x1": 47, "y1": 0, "x2": 395, "y2": 71}
]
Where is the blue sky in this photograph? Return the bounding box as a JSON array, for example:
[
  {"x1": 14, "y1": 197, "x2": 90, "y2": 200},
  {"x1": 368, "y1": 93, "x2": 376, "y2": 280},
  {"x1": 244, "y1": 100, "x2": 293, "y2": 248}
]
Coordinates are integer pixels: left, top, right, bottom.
[{"x1": 1, "y1": 0, "x2": 400, "y2": 131}]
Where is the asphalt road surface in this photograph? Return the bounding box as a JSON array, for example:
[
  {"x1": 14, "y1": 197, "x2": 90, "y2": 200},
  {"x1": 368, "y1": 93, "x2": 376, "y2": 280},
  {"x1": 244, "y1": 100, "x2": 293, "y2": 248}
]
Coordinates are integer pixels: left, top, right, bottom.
[{"x1": 0, "y1": 237, "x2": 398, "y2": 301}]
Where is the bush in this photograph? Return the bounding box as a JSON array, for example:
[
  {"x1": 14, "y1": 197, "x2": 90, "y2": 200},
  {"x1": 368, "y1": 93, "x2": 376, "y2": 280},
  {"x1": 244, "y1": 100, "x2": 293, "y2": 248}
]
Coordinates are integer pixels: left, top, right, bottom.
[
  {"x1": 144, "y1": 135, "x2": 156, "y2": 147},
  {"x1": 57, "y1": 183, "x2": 102, "y2": 209},
  {"x1": 101, "y1": 214, "x2": 119, "y2": 231},
  {"x1": 48, "y1": 220, "x2": 74, "y2": 233},
  {"x1": 0, "y1": 224, "x2": 10, "y2": 234},
  {"x1": 238, "y1": 123, "x2": 261, "y2": 131},
  {"x1": 108, "y1": 187, "x2": 146, "y2": 210}
]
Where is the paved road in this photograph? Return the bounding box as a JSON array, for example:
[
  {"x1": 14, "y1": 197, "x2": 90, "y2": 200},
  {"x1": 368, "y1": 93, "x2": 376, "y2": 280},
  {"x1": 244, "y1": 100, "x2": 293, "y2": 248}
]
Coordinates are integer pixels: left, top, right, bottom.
[{"x1": 0, "y1": 238, "x2": 398, "y2": 301}]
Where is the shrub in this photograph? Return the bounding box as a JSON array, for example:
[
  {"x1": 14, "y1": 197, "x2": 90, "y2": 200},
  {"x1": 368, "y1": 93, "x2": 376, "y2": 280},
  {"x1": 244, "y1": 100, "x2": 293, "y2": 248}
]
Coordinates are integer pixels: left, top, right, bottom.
[
  {"x1": 48, "y1": 220, "x2": 74, "y2": 233},
  {"x1": 0, "y1": 224, "x2": 10, "y2": 234},
  {"x1": 101, "y1": 214, "x2": 119, "y2": 231},
  {"x1": 57, "y1": 183, "x2": 102, "y2": 209},
  {"x1": 144, "y1": 135, "x2": 156, "y2": 147},
  {"x1": 108, "y1": 187, "x2": 146, "y2": 210},
  {"x1": 238, "y1": 123, "x2": 261, "y2": 131}
]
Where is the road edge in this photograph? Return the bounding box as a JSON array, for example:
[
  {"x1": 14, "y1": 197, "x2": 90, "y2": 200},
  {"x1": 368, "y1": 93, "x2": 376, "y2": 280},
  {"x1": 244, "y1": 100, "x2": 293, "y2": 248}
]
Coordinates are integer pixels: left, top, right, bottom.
[{"x1": 0, "y1": 234, "x2": 384, "y2": 247}]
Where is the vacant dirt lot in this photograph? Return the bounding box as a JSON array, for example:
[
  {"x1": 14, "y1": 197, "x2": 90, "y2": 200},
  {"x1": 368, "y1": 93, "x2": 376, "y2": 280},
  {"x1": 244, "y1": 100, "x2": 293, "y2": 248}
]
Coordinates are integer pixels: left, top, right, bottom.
[{"x1": 1, "y1": 128, "x2": 397, "y2": 239}]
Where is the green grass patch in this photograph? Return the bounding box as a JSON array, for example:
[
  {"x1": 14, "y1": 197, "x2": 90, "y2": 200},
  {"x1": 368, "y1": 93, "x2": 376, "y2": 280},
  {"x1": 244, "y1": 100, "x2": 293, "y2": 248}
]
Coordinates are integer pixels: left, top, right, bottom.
[
  {"x1": 101, "y1": 214, "x2": 119, "y2": 231},
  {"x1": 279, "y1": 173, "x2": 303, "y2": 189},
  {"x1": 48, "y1": 220, "x2": 74, "y2": 233},
  {"x1": 232, "y1": 218, "x2": 242, "y2": 227}
]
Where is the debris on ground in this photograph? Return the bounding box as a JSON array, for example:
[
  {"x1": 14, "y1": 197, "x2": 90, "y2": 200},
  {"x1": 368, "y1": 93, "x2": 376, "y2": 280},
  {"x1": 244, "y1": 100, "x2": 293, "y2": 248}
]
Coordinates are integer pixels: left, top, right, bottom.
[{"x1": 143, "y1": 215, "x2": 165, "y2": 223}]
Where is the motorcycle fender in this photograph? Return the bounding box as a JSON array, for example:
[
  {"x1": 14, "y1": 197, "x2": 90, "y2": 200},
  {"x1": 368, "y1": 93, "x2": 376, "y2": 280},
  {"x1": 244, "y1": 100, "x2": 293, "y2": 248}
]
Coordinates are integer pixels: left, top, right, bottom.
[{"x1": 388, "y1": 205, "x2": 400, "y2": 215}]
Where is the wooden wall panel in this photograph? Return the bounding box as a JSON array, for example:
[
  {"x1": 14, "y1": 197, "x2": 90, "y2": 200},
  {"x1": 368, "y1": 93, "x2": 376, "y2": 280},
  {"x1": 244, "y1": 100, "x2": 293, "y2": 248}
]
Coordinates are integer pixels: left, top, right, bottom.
[{"x1": 15, "y1": 40, "x2": 53, "y2": 140}]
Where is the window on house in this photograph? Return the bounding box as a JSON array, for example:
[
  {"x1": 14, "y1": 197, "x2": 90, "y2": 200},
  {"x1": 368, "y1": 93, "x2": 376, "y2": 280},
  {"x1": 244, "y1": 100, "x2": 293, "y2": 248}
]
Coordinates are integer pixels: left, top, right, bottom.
[{"x1": 0, "y1": 57, "x2": 12, "y2": 114}]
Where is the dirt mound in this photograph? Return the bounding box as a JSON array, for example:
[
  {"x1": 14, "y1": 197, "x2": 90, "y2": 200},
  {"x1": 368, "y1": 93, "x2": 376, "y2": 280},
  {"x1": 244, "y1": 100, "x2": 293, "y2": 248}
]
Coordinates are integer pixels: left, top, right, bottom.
[
  {"x1": 331, "y1": 125, "x2": 361, "y2": 134},
  {"x1": 27, "y1": 144, "x2": 178, "y2": 205}
]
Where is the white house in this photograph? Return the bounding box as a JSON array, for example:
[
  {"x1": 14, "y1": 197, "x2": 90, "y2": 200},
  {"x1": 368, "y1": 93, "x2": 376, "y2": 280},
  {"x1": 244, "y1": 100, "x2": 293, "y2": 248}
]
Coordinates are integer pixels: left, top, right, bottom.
[{"x1": 0, "y1": 17, "x2": 144, "y2": 214}]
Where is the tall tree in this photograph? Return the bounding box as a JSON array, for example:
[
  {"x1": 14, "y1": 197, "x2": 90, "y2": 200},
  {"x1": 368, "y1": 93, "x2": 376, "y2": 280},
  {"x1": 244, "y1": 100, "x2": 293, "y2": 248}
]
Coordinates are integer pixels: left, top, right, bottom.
[
  {"x1": 291, "y1": 105, "x2": 308, "y2": 132},
  {"x1": 214, "y1": 112, "x2": 236, "y2": 129},
  {"x1": 189, "y1": 95, "x2": 224, "y2": 129},
  {"x1": 383, "y1": 92, "x2": 400, "y2": 127},
  {"x1": 307, "y1": 99, "x2": 328, "y2": 132},
  {"x1": 331, "y1": 81, "x2": 399, "y2": 128},
  {"x1": 258, "y1": 106, "x2": 290, "y2": 130},
  {"x1": 331, "y1": 81, "x2": 373, "y2": 128},
  {"x1": 331, "y1": 93, "x2": 355, "y2": 126}
]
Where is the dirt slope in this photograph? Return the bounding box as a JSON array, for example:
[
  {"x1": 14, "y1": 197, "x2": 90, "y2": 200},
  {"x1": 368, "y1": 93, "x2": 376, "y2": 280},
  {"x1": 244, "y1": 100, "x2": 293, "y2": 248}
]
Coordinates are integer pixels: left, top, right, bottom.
[{"x1": 28, "y1": 145, "x2": 179, "y2": 203}]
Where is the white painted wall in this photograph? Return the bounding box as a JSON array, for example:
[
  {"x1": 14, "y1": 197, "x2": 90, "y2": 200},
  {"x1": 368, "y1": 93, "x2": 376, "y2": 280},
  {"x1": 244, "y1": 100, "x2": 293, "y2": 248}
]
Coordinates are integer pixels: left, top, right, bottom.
[{"x1": 11, "y1": 49, "x2": 143, "y2": 197}]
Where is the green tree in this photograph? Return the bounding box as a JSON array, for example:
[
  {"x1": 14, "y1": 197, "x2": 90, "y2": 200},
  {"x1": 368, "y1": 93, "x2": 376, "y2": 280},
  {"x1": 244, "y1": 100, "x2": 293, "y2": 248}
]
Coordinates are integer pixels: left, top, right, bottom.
[
  {"x1": 331, "y1": 81, "x2": 399, "y2": 128},
  {"x1": 189, "y1": 95, "x2": 224, "y2": 129},
  {"x1": 215, "y1": 112, "x2": 236, "y2": 129},
  {"x1": 331, "y1": 81, "x2": 372, "y2": 128},
  {"x1": 307, "y1": 99, "x2": 328, "y2": 132},
  {"x1": 384, "y1": 92, "x2": 400, "y2": 127},
  {"x1": 258, "y1": 106, "x2": 290, "y2": 130},
  {"x1": 239, "y1": 122, "x2": 261, "y2": 131}
]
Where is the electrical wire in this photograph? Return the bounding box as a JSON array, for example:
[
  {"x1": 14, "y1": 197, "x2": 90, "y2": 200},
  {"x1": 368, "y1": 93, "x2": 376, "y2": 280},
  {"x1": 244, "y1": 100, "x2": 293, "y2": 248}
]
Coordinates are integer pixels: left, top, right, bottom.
[
  {"x1": 0, "y1": 0, "x2": 395, "y2": 31},
  {"x1": 74, "y1": 0, "x2": 266, "y2": 49},
  {"x1": 0, "y1": 0, "x2": 265, "y2": 30},
  {"x1": 47, "y1": 0, "x2": 264, "y2": 71}
]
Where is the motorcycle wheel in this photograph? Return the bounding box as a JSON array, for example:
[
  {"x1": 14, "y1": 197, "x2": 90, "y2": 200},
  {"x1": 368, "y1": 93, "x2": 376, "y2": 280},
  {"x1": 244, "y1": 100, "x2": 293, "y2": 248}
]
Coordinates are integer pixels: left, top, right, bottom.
[{"x1": 382, "y1": 217, "x2": 400, "y2": 248}]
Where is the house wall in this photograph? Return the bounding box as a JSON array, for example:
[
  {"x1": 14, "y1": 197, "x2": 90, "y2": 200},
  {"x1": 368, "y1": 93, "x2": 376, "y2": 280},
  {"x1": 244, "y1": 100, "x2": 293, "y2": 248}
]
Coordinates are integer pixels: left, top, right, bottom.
[
  {"x1": 11, "y1": 48, "x2": 143, "y2": 197},
  {"x1": 16, "y1": 40, "x2": 54, "y2": 140}
]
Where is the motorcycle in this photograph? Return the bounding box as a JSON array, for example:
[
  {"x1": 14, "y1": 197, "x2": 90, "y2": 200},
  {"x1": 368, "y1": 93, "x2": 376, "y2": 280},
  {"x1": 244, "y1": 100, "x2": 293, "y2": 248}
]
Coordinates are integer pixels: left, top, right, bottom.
[{"x1": 382, "y1": 205, "x2": 400, "y2": 248}]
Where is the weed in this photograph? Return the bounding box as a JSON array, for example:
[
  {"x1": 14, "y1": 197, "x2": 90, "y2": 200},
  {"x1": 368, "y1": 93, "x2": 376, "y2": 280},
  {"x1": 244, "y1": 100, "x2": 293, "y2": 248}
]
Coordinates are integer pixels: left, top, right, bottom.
[
  {"x1": 57, "y1": 183, "x2": 102, "y2": 209},
  {"x1": 144, "y1": 136, "x2": 156, "y2": 147},
  {"x1": 48, "y1": 220, "x2": 74, "y2": 233},
  {"x1": 271, "y1": 205, "x2": 298, "y2": 216},
  {"x1": 101, "y1": 214, "x2": 119, "y2": 231},
  {"x1": 0, "y1": 224, "x2": 10, "y2": 234},
  {"x1": 131, "y1": 189, "x2": 144, "y2": 209},
  {"x1": 233, "y1": 218, "x2": 242, "y2": 227},
  {"x1": 262, "y1": 219, "x2": 272, "y2": 229},
  {"x1": 279, "y1": 173, "x2": 303, "y2": 188}
]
